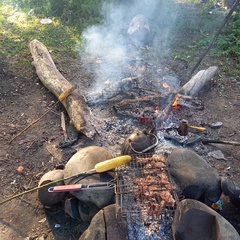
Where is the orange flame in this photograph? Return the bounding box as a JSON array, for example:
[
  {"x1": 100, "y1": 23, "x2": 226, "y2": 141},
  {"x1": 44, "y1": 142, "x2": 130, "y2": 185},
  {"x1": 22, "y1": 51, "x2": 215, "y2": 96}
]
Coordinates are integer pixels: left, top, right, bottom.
[
  {"x1": 172, "y1": 94, "x2": 180, "y2": 108},
  {"x1": 162, "y1": 82, "x2": 171, "y2": 92}
]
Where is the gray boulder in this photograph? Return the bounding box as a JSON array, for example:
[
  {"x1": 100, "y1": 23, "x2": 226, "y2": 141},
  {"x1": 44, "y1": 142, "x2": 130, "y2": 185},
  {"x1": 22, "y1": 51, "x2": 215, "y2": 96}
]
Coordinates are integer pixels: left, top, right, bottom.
[
  {"x1": 64, "y1": 146, "x2": 115, "y2": 209},
  {"x1": 38, "y1": 169, "x2": 66, "y2": 206},
  {"x1": 172, "y1": 199, "x2": 240, "y2": 240},
  {"x1": 167, "y1": 148, "x2": 222, "y2": 205},
  {"x1": 79, "y1": 204, "x2": 129, "y2": 240},
  {"x1": 127, "y1": 14, "x2": 151, "y2": 47}
]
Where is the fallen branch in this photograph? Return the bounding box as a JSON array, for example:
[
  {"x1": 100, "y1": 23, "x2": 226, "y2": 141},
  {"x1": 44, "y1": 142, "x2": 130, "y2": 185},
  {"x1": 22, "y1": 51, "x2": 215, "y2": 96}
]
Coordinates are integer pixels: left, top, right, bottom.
[
  {"x1": 190, "y1": 0, "x2": 240, "y2": 75},
  {"x1": 29, "y1": 39, "x2": 96, "y2": 139},
  {"x1": 202, "y1": 138, "x2": 240, "y2": 146},
  {"x1": 179, "y1": 66, "x2": 218, "y2": 96}
]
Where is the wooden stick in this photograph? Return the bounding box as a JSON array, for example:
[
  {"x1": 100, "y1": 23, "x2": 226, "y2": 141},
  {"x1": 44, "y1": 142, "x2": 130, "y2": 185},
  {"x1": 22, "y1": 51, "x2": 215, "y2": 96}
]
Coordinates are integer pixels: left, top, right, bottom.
[
  {"x1": 8, "y1": 88, "x2": 73, "y2": 144},
  {"x1": 190, "y1": 0, "x2": 240, "y2": 75},
  {"x1": 202, "y1": 138, "x2": 240, "y2": 146},
  {"x1": 0, "y1": 168, "x2": 96, "y2": 205},
  {"x1": 61, "y1": 112, "x2": 68, "y2": 141}
]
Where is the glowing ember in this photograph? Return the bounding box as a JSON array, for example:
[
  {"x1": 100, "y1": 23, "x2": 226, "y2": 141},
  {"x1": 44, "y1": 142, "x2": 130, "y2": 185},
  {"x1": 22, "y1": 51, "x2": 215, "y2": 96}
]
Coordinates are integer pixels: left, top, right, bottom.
[
  {"x1": 162, "y1": 82, "x2": 171, "y2": 92},
  {"x1": 137, "y1": 117, "x2": 152, "y2": 124},
  {"x1": 172, "y1": 94, "x2": 180, "y2": 108}
]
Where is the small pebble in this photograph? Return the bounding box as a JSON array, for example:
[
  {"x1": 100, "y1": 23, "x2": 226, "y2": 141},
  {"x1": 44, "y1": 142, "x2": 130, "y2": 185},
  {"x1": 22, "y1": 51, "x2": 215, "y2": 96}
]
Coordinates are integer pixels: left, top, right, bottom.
[
  {"x1": 208, "y1": 150, "x2": 226, "y2": 160},
  {"x1": 208, "y1": 122, "x2": 223, "y2": 129},
  {"x1": 54, "y1": 224, "x2": 61, "y2": 228}
]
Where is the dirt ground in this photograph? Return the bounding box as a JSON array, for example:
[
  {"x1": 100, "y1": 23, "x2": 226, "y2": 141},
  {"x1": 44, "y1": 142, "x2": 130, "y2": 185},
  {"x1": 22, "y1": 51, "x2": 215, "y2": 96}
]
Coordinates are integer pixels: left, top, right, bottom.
[{"x1": 0, "y1": 43, "x2": 240, "y2": 240}]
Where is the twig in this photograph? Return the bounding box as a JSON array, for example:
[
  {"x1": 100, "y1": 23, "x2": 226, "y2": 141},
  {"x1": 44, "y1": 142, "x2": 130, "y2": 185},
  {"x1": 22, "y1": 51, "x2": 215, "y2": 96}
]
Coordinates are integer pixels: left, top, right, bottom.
[
  {"x1": 202, "y1": 138, "x2": 240, "y2": 146},
  {"x1": 0, "y1": 168, "x2": 96, "y2": 205},
  {"x1": 8, "y1": 101, "x2": 59, "y2": 144},
  {"x1": 24, "y1": 140, "x2": 36, "y2": 152},
  {"x1": 8, "y1": 87, "x2": 74, "y2": 144},
  {"x1": 190, "y1": 0, "x2": 240, "y2": 75},
  {"x1": 61, "y1": 111, "x2": 68, "y2": 141}
]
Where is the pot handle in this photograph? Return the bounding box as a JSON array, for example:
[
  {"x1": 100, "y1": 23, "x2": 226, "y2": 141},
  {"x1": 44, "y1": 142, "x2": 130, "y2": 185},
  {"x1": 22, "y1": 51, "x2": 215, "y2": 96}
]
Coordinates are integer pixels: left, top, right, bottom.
[{"x1": 129, "y1": 133, "x2": 158, "y2": 154}]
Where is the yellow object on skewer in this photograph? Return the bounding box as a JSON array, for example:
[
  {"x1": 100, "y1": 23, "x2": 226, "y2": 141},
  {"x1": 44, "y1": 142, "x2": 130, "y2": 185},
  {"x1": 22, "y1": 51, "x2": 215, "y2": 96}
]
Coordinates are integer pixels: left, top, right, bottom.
[
  {"x1": 95, "y1": 155, "x2": 132, "y2": 173},
  {"x1": 188, "y1": 125, "x2": 206, "y2": 132},
  {"x1": 0, "y1": 155, "x2": 132, "y2": 205}
]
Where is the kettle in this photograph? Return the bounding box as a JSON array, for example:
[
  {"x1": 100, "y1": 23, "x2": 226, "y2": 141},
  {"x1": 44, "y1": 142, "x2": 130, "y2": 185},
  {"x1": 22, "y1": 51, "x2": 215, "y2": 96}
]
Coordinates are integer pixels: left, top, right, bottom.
[{"x1": 121, "y1": 130, "x2": 158, "y2": 155}]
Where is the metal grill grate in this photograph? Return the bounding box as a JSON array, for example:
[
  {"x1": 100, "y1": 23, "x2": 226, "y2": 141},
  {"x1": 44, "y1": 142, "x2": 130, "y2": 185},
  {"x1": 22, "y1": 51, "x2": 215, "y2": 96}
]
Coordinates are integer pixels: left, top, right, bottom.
[{"x1": 115, "y1": 153, "x2": 180, "y2": 221}]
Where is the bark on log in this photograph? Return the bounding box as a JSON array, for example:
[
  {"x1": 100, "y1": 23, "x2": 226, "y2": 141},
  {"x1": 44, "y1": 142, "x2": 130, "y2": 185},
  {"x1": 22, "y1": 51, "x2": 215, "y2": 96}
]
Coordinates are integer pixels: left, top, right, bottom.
[
  {"x1": 179, "y1": 66, "x2": 218, "y2": 96},
  {"x1": 29, "y1": 39, "x2": 96, "y2": 139}
]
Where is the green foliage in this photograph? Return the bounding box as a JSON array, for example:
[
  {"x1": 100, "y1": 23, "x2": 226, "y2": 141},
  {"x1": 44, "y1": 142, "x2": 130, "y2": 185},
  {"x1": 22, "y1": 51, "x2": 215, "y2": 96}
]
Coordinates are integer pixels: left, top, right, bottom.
[
  {"x1": 0, "y1": 0, "x2": 239, "y2": 78},
  {"x1": 9, "y1": 0, "x2": 107, "y2": 27},
  {"x1": 0, "y1": 4, "x2": 78, "y2": 66},
  {"x1": 216, "y1": 11, "x2": 240, "y2": 59}
]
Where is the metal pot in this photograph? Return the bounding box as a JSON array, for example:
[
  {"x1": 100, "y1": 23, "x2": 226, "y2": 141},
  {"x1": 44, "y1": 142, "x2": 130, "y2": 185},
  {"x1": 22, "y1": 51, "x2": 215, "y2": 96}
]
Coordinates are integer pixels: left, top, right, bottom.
[{"x1": 121, "y1": 130, "x2": 158, "y2": 155}]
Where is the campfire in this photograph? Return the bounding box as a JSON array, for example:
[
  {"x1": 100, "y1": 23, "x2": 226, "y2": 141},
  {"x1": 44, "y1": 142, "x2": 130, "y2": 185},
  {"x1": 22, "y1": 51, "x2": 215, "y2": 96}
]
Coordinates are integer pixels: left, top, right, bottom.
[
  {"x1": 26, "y1": 37, "x2": 228, "y2": 240},
  {"x1": 25, "y1": 37, "x2": 240, "y2": 240}
]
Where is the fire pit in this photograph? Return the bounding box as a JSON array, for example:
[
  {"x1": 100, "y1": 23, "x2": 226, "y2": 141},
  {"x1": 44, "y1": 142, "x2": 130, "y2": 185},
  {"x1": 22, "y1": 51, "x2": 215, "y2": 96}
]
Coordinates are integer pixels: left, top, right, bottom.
[{"x1": 115, "y1": 153, "x2": 181, "y2": 239}]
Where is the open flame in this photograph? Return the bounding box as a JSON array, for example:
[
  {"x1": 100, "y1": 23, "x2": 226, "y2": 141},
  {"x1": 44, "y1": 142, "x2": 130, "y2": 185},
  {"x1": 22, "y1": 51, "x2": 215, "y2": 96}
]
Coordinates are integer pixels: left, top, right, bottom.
[
  {"x1": 137, "y1": 94, "x2": 181, "y2": 125},
  {"x1": 172, "y1": 94, "x2": 180, "y2": 108}
]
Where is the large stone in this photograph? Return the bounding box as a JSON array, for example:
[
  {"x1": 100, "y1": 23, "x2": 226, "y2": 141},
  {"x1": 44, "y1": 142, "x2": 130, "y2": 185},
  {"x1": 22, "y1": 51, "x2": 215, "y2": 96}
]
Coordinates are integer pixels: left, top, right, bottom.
[
  {"x1": 64, "y1": 146, "x2": 113, "y2": 184},
  {"x1": 78, "y1": 202, "x2": 100, "y2": 222},
  {"x1": 64, "y1": 197, "x2": 81, "y2": 220},
  {"x1": 38, "y1": 169, "x2": 66, "y2": 206},
  {"x1": 172, "y1": 199, "x2": 240, "y2": 240},
  {"x1": 79, "y1": 204, "x2": 129, "y2": 240},
  {"x1": 166, "y1": 148, "x2": 222, "y2": 205},
  {"x1": 64, "y1": 146, "x2": 115, "y2": 208},
  {"x1": 127, "y1": 14, "x2": 151, "y2": 47},
  {"x1": 75, "y1": 184, "x2": 115, "y2": 209}
]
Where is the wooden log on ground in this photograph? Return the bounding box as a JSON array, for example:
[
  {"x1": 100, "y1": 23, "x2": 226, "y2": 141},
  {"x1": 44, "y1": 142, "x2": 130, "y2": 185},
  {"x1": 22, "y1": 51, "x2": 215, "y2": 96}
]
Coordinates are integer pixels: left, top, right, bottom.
[
  {"x1": 29, "y1": 39, "x2": 96, "y2": 139},
  {"x1": 179, "y1": 66, "x2": 218, "y2": 96}
]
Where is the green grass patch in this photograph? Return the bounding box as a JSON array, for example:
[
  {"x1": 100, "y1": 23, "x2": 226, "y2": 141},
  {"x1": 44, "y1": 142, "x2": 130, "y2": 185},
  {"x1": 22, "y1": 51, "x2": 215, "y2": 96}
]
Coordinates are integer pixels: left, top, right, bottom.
[
  {"x1": 0, "y1": 0, "x2": 239, "y2": 81},
  {"x1": 0, "y1": 4, "x2": 81, "y2": 72}
]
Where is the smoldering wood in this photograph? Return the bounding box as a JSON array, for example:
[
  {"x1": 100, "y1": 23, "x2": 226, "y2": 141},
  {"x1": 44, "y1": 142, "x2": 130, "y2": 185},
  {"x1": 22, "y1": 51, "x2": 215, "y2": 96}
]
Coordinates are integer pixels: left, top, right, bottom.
[
  {"x1": 29, "y1": 39, "x2": 96, "y2": 139},
  {"x1": 176, "y1": 94, "x2": 204, "y2": 110},
  {"x1": 113, "y1": 65, "x2": 217, "y2": 120},
  {"x1": 113, "y1": 94, "x2": 171, "y2": 118},
  {"x1": 113, "y1": 92, "x2": 203, "y2": 119},
  {"x1": 179, "y1": 66, "x2": 218, "y2": 96}
]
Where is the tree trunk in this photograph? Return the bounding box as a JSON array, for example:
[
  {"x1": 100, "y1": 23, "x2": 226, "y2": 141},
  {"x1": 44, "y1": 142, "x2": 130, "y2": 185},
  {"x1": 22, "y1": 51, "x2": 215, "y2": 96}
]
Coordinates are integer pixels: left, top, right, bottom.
[{"x1": 29, "y1": 39, "x2": 96, "y2": 139}]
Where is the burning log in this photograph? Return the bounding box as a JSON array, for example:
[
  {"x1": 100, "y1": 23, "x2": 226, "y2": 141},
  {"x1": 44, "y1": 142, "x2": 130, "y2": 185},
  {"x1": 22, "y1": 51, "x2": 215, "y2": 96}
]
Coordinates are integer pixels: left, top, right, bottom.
[
  {"x1": 113, "y1": 95, "x2": 164, "y2": 118},
  {"x1": 154, "y1": 65, "x2": 218, "y2": 126},
  {"x1": 29, "y1": 39, "x2": 96, "y2": 139}
]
